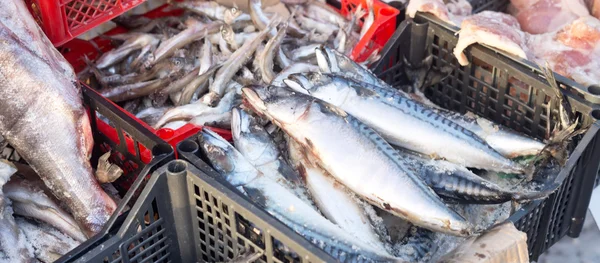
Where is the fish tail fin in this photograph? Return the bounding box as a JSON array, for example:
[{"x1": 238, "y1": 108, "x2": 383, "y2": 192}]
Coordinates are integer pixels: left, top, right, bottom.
[{"x1": 513, "y1": 182, "x2": 560, "y2": 202}]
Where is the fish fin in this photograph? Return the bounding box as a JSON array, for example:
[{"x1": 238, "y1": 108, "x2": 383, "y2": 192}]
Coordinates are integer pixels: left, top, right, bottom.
[
  {"x1": 242, "y1": 186, "x2": 268, "y2": 207},
  {"x1": 513, "y1": 182, "x2": 560, "y2": 202}
]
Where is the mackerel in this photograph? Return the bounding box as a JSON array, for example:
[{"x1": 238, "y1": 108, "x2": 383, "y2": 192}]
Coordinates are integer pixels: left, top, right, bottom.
[
  {"x1": 199, "y1": 129, "x2": 400, "y2": 262},
  {"x1": 287, "y1": 139, "x2": 389, "y2": 253},
  {"x1": 285, "y1": 73, "x2": 525, "y2": 174},
  {"x1": 242, "y1": 85, "x2": 472, "y2": 236}
]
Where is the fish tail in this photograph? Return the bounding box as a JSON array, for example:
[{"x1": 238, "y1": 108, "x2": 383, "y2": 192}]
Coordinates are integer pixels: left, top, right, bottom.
[{"x1": 512, "y1": 182, "x2": 560, "y2": 202}]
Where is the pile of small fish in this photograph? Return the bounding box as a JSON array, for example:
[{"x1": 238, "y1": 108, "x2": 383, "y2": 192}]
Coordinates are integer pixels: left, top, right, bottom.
[
  {"x1": 190, "y1": 45, "x2": 579, "y2": 262},
  {"x1": 81, "y1": 0, "x2": 381, "y2": 130}
]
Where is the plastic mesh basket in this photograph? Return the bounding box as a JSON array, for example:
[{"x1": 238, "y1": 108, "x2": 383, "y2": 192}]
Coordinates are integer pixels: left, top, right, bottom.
[
  {"x1": 371, "y1": 20, "x2": 600, "y2": 261},
  {"x1": 61, "y1": 159, "x2": 335, "y2": 262}
]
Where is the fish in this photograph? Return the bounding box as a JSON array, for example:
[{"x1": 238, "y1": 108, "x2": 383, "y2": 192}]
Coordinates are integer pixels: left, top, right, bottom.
[
  {"x1": 360, "y1": 0, "x2": 375, "y2": 40},
  {"x1": 397, "y1": 150, "x2": 553, "y2": 204},
  {"x1": 285, "y1": 73, "x2": 525, "y2": 174},
  {"x1": 242, "y1": 85, "x2": 472, "y2": 236},
  {"x1": 287, "y1": 138, "x2": 389, "y2": 254},
  {"x1": 145, "y1": 20, "x2": 223, "y2": 68},
  {"x1": 270, "y1": 62, "x2": 320, "y2": 87},
  {"x1": 204, "y1": 19, "x2": 278, "y2": 106},
  {"x1": 249, "y1": 0, "x2": 277, "y2": 36},
  {"x1": 171, "y1": 1, "x2": 246, "y2": 24},
  {"x1": 199, "y1": 128, "x2": 399, "y2": 262},
  {"x1": 154, "y1": 90, "x2": 237, "y2": 129},
  {"x1": 231, "y1": 108, "x2": 305, "y2": 194},
  {"x1": 16, "y1": 217, "x2": 80, "y2": 263},
  {"x1": 396, "y1": 226, "x2": 437, "y2": 263},
  {"x1": 0, "y1": 1, "x2": 116, "y2": 237},
  {"x1": 0, "y1": 160, "x2": 34, "y2": 262},
  {"x1": 257, "y1": 22, "x2": 289, "y2": 84},
  {"x1": 4, "y1": 176, "x2": 87, "y2": 242},
  {"x1": 439, "y1": 111, "x2": 546, "y2": 158},
  {"x1": 95, "y1": 33, "x2": 160, "y2": 69}
]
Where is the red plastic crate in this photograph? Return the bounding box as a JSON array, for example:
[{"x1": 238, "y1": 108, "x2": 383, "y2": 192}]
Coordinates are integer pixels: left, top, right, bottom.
[
  {"x1": 338, "y1": 0, "x2": 399, "y2": 62},
  {"x1": 25, "y1": 0, "x2": 148, "y2": 47}
]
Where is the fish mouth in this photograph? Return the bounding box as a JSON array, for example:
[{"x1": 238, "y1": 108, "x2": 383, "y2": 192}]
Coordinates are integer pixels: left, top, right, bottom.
[
  {"x1": 315, "y1": 45, "x2": 332, "y2": 73},
  {"x1": 283, "y1": 74, "x2": 311, "y2": 94}
]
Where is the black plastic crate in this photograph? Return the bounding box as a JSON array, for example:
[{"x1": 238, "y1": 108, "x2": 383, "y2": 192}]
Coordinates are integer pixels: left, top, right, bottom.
[
  {"x1": 62, "y1": 159, "x2": 335, "y2": 262},
  {"x1": 371, "y1": 20, "x2": 600, "y2": 261},
  {"x1": 56, "y1": 84, "x2": 175, "y2": 262}
]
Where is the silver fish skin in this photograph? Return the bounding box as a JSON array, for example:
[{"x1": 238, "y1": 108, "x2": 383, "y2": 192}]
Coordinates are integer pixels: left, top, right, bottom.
[
  {"x1": 258, "y1": 22, "x2": 288, "y2": 83},
  {"x1": 0, "y1": 161, "x2": 34, "y2": 263},
  {"x1": 96, "y1": 34, "x2": 160, "y2": 69},
  {"x1": 231, "y1": 109, "x2": 305, "y2": 193},
  {"x1": 287, "y1": 139, "x2": 388, "y2": 253},
  {"x1": 242, "y1": 86, "x2": 472, "y2": 236},
  {"x1": 147, "y1": 20, "x2": 222, "y2": 68},
  {"x1": 172, "y1": 1, "x2": 244, "y2": 24},
  {"x1": 397, "y1": 150, "x2": 546, "y2": 204},
  {"x1": 4, "y1": 177, "x2": 87, "y2": 242},
  {"x1": 190, "y1": 111, "x2": 232, "y2": 129},
  {"x1": 291, "y1": 43, "x2": 322, "y2": 61},
  {"x1": 205, "y1": 20, "x2": 278, "y2": 105},
  {"x1": 271, "y1": 62, "x2": 319, "y2": 87},
  {"x1": 249, "y1": 0, "x2": 277, "y2": 36},
  {"x1": 286, "y1": 73, "x2": 525, "y2": 174},
  {"x1": 199, "y1": 128, "x2": 400, "y2": 262},
  {"x1": 154, "y1": 90, "x2": 236, "y2": 129},
  {"x1": 440, "y1": 111, "x2": 546, "y2": 158},
  {"x1": 0, "y1": 1, "x2": 116, "y2": 237}
]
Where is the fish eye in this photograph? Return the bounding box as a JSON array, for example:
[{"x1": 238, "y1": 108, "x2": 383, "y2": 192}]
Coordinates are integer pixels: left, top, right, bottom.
[
  {"x1": 222, "y1": 29, "x2": 228, "y2": 35},
  {"x1": 231, "y1": 7, "x2": 237, "y2": 13}
]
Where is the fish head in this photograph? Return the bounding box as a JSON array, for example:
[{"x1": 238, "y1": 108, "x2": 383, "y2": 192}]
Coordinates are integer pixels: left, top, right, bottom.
[
  {"x1": 242, "y1": 85, "x2": 313, "y2": 126},
  {"x1": 315, "y1": 45, "x2": 339, "y2": 73},
  {"x1": 283, "y1": 73, "x2": 314, "y2": 94},
  {"x1": 199, "y1": 129, "x2": 236, "y2": 174},
  {"x1": 220, "y1": 24, "x2": 236, "y2": 44},
  {"x1": 224, "y1": 6, "x2": 243, "y2": 24}
]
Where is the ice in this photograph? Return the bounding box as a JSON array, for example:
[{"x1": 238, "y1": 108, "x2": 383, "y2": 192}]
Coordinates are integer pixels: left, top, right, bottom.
[{"x1": 16, "y1": 217, "x2": 80, "y2": 263}]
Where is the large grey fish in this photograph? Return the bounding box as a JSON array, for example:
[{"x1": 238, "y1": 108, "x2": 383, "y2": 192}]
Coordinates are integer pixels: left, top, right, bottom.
[
  {"x1": 242, "y1": 86, "x2": 472, "y2": 236},
  {"x1": 285, "y1": 73, "x2": 525, "y2": 174},
  {"x1": 315, "y1": 46, "x2": 544, "y2": 157},
  {"x1": 397, "y1": 150, "x2": 552, "y2": 204},
  {"x1": 231, "y1": 109, "x2": 308, "y2": 199},
  {"x1": 199, "y1": 128, "x2": 399, "y2": 262},
  {"x1": 287, "y1": 139, "x2": 389, "y2": 254},
  {"x1": 0, "y1": 0, "x2": 116, "y2": 236}
]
